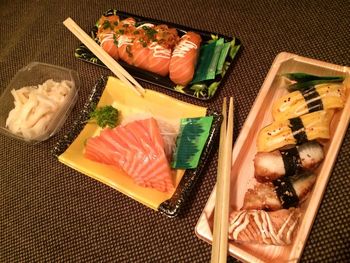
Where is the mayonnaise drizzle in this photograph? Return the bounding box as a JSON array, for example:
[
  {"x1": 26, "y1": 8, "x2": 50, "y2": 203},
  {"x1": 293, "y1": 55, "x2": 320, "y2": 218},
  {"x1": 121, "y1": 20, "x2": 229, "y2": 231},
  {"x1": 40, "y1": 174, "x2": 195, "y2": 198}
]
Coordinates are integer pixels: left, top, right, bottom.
[
  {"x1": 228, "y1": 209, "x2": 299, "y2": 245},
  {"x1": 172, "y1": 40, "x2": 198, "y2": 58},
  {"x1": 148, "y1": 42, "x2": 171, "y2": 59},
  {"x1": 117, "y1": 35, "x2": 134, "y2": 48},
  {"x1": 137, "y1": 23, "x2": 155, "y2": 29},
  {"x1": 100, "y1": 32, "x2": 114, "y2": 46}
]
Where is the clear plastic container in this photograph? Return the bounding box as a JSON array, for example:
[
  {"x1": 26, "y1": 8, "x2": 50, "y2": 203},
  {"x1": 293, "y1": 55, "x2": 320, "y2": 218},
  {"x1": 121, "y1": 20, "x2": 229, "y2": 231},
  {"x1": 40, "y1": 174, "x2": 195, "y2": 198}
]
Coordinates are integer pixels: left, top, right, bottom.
[{"x1": 0, "y1": 62, "x2": 80, "y2": 143}]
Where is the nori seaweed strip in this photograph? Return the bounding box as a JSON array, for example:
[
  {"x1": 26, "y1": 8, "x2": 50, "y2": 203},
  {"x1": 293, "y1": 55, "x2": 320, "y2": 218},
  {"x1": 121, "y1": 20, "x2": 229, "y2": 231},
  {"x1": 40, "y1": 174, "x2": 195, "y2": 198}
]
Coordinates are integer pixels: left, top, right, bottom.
[
  {"x1": 280, "y1": 147, "x2": 302, "y2": 177},
  {"x1": 289, "y1": 117, "x2": 308, "y2": 145},
  {"x1": 301, "y1": 86, "x2": 324, "y2": 113},
  {"x1": 273, "y1": 177, "x2": 299, "y2": 208}
]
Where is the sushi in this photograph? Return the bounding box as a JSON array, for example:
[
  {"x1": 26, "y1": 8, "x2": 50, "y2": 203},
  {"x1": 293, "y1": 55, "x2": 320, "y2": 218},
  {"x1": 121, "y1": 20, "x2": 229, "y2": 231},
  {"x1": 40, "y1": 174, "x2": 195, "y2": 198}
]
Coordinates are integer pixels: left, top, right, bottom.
[
  {"x1": 257, "y1": 110, "x2": 334, "y2": 152},
  {"x1": 169, "y1": 32, "x2": 202, "y2": 85},
  {"x1": 95, "y1": 13, "x2": 203, "y2": 82},
  {"x1": 84, "y1": 117, "x2": 174, "y2": 193},
  {"x1": 243, "y1": 172, "x2": 317, "y2": 210},
  {"x1": 272, "y1": 83, "x2": 346, "y2": 121},
  {"x1": 254, "y1": 141, "x2": 324, "y2": 182},
  {"x1": 228, "y1": 208, "x2": 300, "y2": 245},
  {"x1": 96, "y1": 14, "x2": 121, "y2": 60},
  {"x1": 145, "y1": 24, "x2": 179, "y2": 76}
]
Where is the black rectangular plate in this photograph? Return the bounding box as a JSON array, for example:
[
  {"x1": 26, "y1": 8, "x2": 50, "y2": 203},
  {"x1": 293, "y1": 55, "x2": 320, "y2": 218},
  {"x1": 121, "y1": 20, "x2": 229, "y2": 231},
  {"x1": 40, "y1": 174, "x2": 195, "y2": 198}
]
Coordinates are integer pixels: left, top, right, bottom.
[{"x1": 75, "y1": 9, "x2": 241, "y2": 100}]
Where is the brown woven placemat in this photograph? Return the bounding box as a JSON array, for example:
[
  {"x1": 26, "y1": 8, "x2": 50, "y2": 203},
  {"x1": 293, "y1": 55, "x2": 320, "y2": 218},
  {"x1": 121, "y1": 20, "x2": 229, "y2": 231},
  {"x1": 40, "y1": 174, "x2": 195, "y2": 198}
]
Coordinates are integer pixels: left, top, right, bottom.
[{"x1": 1, "y1": 0, "x2": 349, "y2": 262}]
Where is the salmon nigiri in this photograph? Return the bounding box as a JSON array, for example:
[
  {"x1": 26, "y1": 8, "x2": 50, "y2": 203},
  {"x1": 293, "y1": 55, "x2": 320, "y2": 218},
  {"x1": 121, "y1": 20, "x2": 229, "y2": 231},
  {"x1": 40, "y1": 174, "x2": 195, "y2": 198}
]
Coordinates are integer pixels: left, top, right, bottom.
[
  {"x1": 84, "y1": 118, "x2": 174, "y2": 193},
  {"x1": 96, "y1": 15, "x2": 121, "y2": 60},
  {"x1": 169, "y1": 32, "x2": 202, "y2": 85}
]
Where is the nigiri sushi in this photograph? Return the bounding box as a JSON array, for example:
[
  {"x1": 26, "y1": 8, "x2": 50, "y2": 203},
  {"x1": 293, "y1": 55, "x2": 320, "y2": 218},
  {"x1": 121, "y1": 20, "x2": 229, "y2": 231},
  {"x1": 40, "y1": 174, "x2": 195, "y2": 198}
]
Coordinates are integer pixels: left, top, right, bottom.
[
  {"x1": 228, "y1": 208, "x2": 300, "y2": 245},
  {"x1": 254, "y1": 141, "x2": 324, "y2": 182},
  {"x1": 257, "y1": 110, "x2": 334, "y2": 152},
  {"x1": 272, "y1": 83, "x2": 347, "y2": 121},
  {"x1": 169, "y1": 32, "x2": 202, "y2": 85},
  {"x1": 243, "y1": 172, "x2": 317, "y2": 210},
  {"x1": 146, "y1": 25, "x2": 178, "y2": 76},
  {"x1": 84, "y1": 117, "x2": 174, "y2": 193},
  {"x1": 96, "y1": 14, "x2": 121, "y2": 59}
]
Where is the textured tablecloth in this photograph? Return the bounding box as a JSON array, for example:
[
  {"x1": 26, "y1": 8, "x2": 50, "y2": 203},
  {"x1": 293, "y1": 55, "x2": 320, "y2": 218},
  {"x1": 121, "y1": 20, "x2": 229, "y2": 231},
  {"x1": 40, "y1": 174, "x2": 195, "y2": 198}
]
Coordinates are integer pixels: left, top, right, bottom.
[{"x1": 1, "y1": 0, "x2": 349, "y2": 262}]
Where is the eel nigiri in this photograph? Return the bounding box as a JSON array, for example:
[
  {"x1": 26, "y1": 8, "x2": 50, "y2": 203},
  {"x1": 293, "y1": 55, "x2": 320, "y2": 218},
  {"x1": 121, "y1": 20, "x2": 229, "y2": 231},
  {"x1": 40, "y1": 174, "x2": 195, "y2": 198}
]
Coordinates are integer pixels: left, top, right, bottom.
[
  {"x1": 254, "y1": 141, "x2": 324, "y2": 182},
  {"x1": 84, "y1": 117, "x2": 174, "y2": 193},
  {"x1": 257, "y1": 110, "x2": 334, "y2": 152},
  {"x1": 272, "y1": 83, "x2": 347, "y2": 121},
  {"x1": 228, "y1": 208, "x2": 300, "y2": 245},
  {"x1": 243, "y1": 172, "x2": 316, "y2": 210},
  {"x1": 169, "y1": 32, "x2": 202, "y2": 85}
]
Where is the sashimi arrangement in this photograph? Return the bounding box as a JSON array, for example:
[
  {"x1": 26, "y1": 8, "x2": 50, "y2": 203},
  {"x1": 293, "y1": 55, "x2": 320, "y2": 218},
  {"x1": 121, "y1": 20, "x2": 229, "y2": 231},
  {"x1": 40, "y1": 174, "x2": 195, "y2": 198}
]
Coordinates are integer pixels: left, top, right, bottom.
[
  {"x1": 75, "y1": 9, "x2": 241, "y2": 100},
  {"x1": 228, "y1": 73, "x2": 348, "y2": 245},
  {"x1": 83, "y1": 104, "x2": 214, "y2": 193}
]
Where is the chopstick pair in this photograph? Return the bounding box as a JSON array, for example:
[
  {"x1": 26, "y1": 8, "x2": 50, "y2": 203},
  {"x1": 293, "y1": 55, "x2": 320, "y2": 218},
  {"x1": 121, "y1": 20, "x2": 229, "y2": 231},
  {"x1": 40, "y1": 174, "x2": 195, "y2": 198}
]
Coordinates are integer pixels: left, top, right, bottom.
[
  {"x1": 211, "y1": 97, "x2": 234, "y2": 263},
  {"x1": 63, "y1": 17, "x2": 145, "y2": 97}
]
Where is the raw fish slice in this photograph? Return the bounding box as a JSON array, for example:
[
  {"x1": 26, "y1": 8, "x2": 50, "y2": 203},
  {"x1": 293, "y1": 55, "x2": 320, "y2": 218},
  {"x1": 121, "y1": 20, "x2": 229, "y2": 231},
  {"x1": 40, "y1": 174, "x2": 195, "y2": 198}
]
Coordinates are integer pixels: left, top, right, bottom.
[
  {"x1": 243, "y1": 172, "x2": 317, "y2": 210},
  {"x1": 131, "y1": 44, "x2": 152, "y2": 70},
  {"x1": 100, "y1": 35, "x2": 119, "y2": 60},
  {"x1": 142, "y1": 118, "x2": 166, "y2": 149},
  {"x1": 98, "y1": 128, "x2": 130, "y2": 165},
  {"x1": 114, "y1": 126, "x2": 152, "y2": 177},
  {"x1": 169, "y1": 32, "x2": 202, "y2": 85},
  {"x1": 147, "y1": 42, "x2": 171, "y2": 76},
  {"x1": 228, "y1": 208, "x2": 301, "y2": 245},
  {"x1": 84, "y1": 118, "x2": 174, "y2": 193},
  {"x1": 123, "y1": 119, "x2": 174, "y2": 192},
  {"x1": 84, "y1": 137, "x2": 116, "y2": 165},
  {"x1": 126, "y1": 120, "x2": 154, "y2": 153}
]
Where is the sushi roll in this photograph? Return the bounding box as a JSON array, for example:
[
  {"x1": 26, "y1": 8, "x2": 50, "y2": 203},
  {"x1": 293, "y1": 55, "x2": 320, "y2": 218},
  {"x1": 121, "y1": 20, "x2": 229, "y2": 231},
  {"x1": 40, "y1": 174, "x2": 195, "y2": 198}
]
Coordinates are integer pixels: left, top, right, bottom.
[
  {"x1": 257, "y1": 110, "x2": 334, "y2": 152},
  {"x1": 242, "y1": 171, "x2": 317, "y2": 210},
  {"x1": 228, "y1": 208, "x2": 300, "y2": 245},
  {"x1": 254, "y1": 141, "x2": 324, "y2": 182},
  {"x1": 169, "y1": 31, "x2": 202, "y2": 85},
  {"x1": 272, "y1": 83, "x2": 347, "y2": 121}
]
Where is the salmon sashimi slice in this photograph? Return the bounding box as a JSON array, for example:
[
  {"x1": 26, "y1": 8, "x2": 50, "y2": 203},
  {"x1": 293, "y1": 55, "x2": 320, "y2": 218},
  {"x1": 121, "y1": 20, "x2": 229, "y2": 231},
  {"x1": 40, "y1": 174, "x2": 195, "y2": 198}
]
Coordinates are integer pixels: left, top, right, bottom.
[
  {"x1": 84, "y1": 117, "x2": 174, "y2": 193},
  {"x1": 169, "y1": 32, "x2": 202, "y2": 85}
]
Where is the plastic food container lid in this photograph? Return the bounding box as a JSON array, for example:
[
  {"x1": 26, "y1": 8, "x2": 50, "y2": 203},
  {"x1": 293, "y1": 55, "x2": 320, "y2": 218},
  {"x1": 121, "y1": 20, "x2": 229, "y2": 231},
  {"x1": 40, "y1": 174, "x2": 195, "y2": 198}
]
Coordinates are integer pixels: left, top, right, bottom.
[{"x1": 0, "y1": 62, "x2": 80, "y2": 143}]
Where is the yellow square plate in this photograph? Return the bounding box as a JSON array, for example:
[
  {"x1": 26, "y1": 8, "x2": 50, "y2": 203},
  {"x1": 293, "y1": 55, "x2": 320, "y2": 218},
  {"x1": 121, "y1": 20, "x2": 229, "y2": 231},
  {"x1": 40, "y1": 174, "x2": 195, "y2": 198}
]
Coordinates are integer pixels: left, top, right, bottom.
[{"x1": 54, "y1": 76, "x2": 222, "y2": 216}]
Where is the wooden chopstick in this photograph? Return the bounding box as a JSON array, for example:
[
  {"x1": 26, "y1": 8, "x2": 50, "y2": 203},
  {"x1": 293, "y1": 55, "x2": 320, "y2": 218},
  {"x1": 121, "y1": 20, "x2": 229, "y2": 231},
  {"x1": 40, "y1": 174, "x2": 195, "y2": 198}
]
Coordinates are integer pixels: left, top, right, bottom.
[
  {"x1": 63, "y1": 17, "x2": 145, "y2": 96},
  {"x1": 211, "y1": 97, "x2": 234, "y2": 263}
]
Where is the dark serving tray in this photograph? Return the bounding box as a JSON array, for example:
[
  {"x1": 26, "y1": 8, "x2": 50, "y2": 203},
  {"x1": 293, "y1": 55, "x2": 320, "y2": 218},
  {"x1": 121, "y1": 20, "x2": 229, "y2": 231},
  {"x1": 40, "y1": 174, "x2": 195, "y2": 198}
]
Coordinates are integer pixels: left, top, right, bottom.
[
  {"x1": 52, "y1": 76, "x2": 223, "y2": 217},
  {"x1": 75, "y1": 9, "x2": 241, "y2": 100}
]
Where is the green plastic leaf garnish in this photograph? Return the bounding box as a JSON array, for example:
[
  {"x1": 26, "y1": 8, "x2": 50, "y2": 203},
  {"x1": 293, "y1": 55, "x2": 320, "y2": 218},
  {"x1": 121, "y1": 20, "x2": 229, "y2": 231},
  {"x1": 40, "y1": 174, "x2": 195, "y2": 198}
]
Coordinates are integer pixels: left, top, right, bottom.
[
  {"x1": 283, "y1": 73, "x2": 344, "y2": 92},
  {"x1": 89, "y1": 105, "x2": 119, "y2": 128}
]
